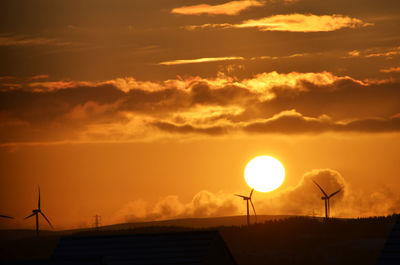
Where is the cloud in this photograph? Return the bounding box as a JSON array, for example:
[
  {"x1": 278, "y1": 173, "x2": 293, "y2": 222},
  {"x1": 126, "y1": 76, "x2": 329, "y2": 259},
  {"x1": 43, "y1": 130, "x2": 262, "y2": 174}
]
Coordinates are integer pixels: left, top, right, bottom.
[
  {"x1": 110, "y1": 168, "x2": 400, "y2": 224},
  {"x1": 154, "y1": 110, "x2": 400, "y2": 135},
  {"x1": 251, "y1": 53, "x2": 308, "y2": 60},
  {"x1": 112, "y1": 191, "x2": 241, "y2": 223},
  {"x1": 27, "y1": 81, "x2": 95, "y2": 92},
  {"x1": 241, "y1": 71, "x2": 361, "y2": 99},
  {"x1": 0, "y1": 35, "x2": 72, "y2": 47},
  {"x1": 171, "y1": 0, "x2": 264, "y2": 16},
  {"x1": 243, "y1": 110, "x2": 332, "y2": 134},
  {"x1": 159, "y1": 54, "x2": 307, "y2": 66},
  {"x1": 343, "y1": 46, "x2": 400, "y2": 59},
  {"x1": 29, "y1": 74, "x2": 49, "y2": 80},
  {"x1": 1, "y1": 72, "x2": 400, "y2": 145},
  {"x1": 346, "y1": 50, "x2": 360, "y2": 57},
  {"x1": 261, "y1": 169, "x2": 346, "y2": 216},
  {"x1": 186, "y1": 14, "x2": 372, "y2": 32},
  {"x1": 159, "y1": 56, "x2": 245, "y2": 65},
  {"x1": 256, "y1": 168, "x2": 400, "y2": 217},
  {"x1": 380, "y1": 66, "x2": 400, "y2": 73},
  {"x1": 184, "y1": 23, "x2": 232, "y2": 31},
  {"x1": 365, "y1": 46, "x2": 400, "y2": 58},
  {"x1": 244, "y1": 111, "x2": 400, "y2": 134},
  {"x1": 152, "y1": 121, "x2": 230, "y2": 136},
  {"x1": 236, "y1": 14, "x2": 372, "y2": 32}
]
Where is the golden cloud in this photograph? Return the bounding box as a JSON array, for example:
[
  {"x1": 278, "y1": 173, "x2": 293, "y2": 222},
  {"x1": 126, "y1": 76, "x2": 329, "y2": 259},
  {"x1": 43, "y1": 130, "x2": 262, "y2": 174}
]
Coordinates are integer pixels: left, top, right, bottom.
[
  {"x1": 380, "y1": 66, "x2": 400, "y2": 73},
  {"x1": 242, "y1": 71, "x2": 365, "y2": 100},
  {"x1": 365, "y1": 46, "x2": 400, "y2": 58},
  {"x1": 111, "y1": 190, "x2": 242, "y2": 224},
  {"x1": 186, "y1": 13, "x2": 372, "y2": 32},
  {"x1": 154, "y1": 109, "x2": 400, "y2": 136},
  {"x1": 159, "y1": 56, "x2": 245, "y2": 65},
  {"x1": 237, "y1": 14, "x2": 372, "y2": 32},
  {"x1": 171, "y1": 105, "x2": 245, "y2": 126},
  {"x1": 346, "y1": 50, "x2": 361, "y2": 57},
  {"x1": 29, "y1": 74, "x2": 49, "y2": 81},
  {"x1": 27, "y1": 81, "x2": 94, "y2": 92},
  {"x1": 110, "y1": 168, "x2": 400, "y2": 224},
  {"x1": 171, "y1": 0, "x2": 264, "y2": 16},
  {"x1": 1, "y1": 71, "x2": 400, "y2": 145},
  {"x1": 250, "y1": 53, "x2": 307, "y2": 60}
]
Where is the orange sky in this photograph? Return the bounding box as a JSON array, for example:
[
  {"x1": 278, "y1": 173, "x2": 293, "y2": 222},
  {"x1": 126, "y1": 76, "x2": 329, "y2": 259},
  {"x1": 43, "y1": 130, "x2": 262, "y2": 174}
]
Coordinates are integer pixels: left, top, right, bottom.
[{"x1": 0, "y1": 0, "x2": 400, "y2": 230}]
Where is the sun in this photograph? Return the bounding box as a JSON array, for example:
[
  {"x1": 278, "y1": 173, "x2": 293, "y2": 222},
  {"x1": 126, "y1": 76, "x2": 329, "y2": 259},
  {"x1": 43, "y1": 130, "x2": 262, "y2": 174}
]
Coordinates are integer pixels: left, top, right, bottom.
[{"x1": 244, "y1": 156, "x2": 285, "y2": 192}]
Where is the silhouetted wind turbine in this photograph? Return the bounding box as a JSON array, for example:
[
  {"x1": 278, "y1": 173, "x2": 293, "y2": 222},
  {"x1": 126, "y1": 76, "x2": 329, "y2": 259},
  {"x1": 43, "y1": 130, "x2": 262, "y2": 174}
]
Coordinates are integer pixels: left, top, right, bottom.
[
  {"x1": 0, "y1": 214, "x2": 14, "y2": 219},
  {"x1": 24, "y1": 186, "x2": 53, "y2": 237},
  {"x1": 235, "y1": 188, "x2": 257, "y2": 226},
  {"x1": 312, "y1": 180, "x2": 341, "y2": 219}
]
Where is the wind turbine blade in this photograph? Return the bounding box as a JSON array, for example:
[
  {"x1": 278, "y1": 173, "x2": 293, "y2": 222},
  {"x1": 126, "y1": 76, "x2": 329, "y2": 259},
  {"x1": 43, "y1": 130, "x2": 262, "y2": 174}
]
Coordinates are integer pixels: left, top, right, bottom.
[
  {"x1": 312, "y1": 180, "x2": 328, "y2": 197},
  {"x1": 234, "y1": 194, "x2": 248, "y2": 199},
  {"x1": 250, "y1": 199, "x2": 257, "y2": 218},
  {"x1": 0, "y1": 215, "x2": 14, "y2": 219},
  {"x1": 24, "y1": 213, "x2": 36, "y2": 220},
  {"x1": 38, "y1": 186, "x2": 41, "y2": 210},
  {"x1": 328, "y1": 188, "x2": 342, "y2": 198},
  {"x1": 249, "y1": 188, "x2": 254, "y2": 198},
  {"x1": 40, "y1": 211, "x2": 53, "y2": 228}
]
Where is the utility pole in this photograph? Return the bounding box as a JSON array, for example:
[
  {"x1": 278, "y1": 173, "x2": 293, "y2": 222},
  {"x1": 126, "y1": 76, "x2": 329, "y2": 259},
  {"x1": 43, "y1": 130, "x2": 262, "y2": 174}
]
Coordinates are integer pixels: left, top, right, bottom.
[{"x1": 93, "y1": 215, "x2": 101, "y2": 231}]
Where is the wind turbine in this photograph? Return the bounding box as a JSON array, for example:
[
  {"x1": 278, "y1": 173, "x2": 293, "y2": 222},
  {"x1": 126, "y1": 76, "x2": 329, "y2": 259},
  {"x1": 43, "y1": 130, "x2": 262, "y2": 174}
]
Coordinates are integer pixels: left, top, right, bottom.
[
  {"x1": 312, "y1": 180, "x2": 342, "y2": 219},
  {"x1": 24, "y1": 186, "x2": 53, "y2": 237},
  {"x1": 235, "y1": 188, "x2": 257, "y2": 226},
  {"x1": 0, "y1": 214, "x2": 14, "y2": 219}
]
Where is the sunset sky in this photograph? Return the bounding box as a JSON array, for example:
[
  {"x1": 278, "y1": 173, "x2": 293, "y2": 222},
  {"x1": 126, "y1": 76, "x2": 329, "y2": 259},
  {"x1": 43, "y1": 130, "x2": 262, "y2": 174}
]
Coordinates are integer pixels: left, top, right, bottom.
[{"x1": 1, "y1": 0, "x2": 400, "y2": 230}]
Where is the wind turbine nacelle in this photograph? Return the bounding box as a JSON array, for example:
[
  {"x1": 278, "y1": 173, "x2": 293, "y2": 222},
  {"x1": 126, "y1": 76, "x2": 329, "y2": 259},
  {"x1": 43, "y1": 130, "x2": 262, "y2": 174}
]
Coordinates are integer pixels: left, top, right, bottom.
[{"x1": 321, "y1": 196, "x2": 327, "y2": 200}]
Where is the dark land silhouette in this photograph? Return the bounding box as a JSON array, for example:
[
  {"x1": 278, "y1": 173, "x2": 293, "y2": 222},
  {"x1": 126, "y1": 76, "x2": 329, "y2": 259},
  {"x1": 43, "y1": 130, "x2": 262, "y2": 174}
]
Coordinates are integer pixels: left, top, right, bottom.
[{"x1": 0, "y1": 214, "x2": 397, "y2": 265}]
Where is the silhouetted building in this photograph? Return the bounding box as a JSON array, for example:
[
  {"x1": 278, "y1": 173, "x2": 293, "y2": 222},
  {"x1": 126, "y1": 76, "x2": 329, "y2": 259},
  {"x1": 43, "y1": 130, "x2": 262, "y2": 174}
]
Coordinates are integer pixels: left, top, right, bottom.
[
  {"x1": 377, "y1": 216, "x2": 400, "y2": 265},
  {"x1": 33, "y1": 230, "x2": 236, "y2": 265}
]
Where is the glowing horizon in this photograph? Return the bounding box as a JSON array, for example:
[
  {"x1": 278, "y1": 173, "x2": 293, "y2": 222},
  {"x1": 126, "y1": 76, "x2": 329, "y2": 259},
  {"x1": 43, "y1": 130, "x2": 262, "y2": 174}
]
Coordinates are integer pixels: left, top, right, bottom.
[{"x1": 1, "y1": 0, "x2": 399, "y2": 230}]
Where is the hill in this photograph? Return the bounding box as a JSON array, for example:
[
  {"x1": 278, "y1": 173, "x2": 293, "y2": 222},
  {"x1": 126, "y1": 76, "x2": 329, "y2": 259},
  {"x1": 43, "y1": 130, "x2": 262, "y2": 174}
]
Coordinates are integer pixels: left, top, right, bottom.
[{"x1": 0, "y1": 214, "x2": 397, "y2": 265}]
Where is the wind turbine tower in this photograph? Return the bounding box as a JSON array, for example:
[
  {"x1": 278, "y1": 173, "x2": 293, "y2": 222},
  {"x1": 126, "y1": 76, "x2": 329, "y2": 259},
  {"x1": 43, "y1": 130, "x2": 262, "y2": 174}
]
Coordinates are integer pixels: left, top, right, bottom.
[
  {"x1": 312, "y1": 180, "x2": 342, "y2": 219},
  {"x1": 24, "y1": 186, "x2": 53, "y2": 237},
  {"x1": 235, "y1": 188, "x2": 257, "y2": 226}
]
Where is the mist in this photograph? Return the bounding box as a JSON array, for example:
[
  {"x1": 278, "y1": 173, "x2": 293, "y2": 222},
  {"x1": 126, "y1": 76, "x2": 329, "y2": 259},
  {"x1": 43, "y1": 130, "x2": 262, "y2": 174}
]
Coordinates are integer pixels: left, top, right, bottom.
[{"x1": 111, "y1": 168, "x2": 400, "y2": 225}]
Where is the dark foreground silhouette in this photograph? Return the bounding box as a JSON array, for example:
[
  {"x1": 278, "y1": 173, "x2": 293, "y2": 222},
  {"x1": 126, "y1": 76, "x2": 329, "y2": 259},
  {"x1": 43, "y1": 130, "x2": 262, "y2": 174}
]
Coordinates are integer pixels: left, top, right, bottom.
[{"x1": 0, "y1": 215, "x2": 397, "y2": 265}]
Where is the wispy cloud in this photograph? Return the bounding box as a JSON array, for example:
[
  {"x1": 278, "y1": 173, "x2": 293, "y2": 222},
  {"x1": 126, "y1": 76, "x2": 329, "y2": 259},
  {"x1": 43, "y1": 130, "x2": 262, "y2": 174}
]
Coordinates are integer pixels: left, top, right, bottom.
[
  {"x1": 159, "y1": 56, "x2": 245, "y2": 65},
  {"x1": 250, "y1": 53, "x2": 308, "y2": 60},
  {"x1": 186, "y1": 14, "x2": 372, "y2": 32},
  {"x1": 380, "y1": 66, "x2": 400, "y2": 73},
  {"x1": 0, "y1": 35, "x2": 72, "y2": 47},
  {"x1": 366, "y1": 46, "x2": 400, "y2": 58},
  {"x1": 344, "y1": 46, "x2": 400, "y2": 59},
  {"x1": 29, "y1": 74, "x2": 49, "y2": 81},
  {"x1": 236, "y1": 14, "x2": 372, "y2": 32},
  {"x1": 171, "y1": 0, "x2": 264, "y2": 16}
]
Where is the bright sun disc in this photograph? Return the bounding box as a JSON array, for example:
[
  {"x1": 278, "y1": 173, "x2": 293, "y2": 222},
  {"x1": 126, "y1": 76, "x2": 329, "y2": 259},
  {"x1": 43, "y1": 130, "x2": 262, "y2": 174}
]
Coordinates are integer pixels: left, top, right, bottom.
[{"x1": 244, "y1": 156, "x2": 285, "y2": 192}]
